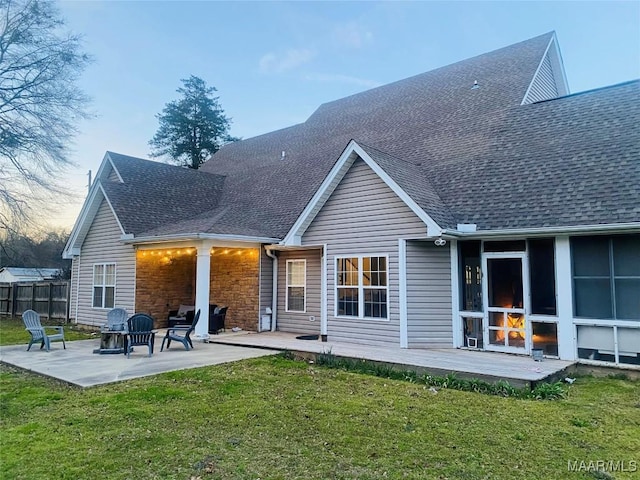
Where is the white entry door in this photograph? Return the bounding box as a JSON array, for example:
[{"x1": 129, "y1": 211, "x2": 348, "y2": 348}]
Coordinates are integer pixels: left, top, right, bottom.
[{"x1": 482, "y1": 253, "x2": 530, "y2": 354}]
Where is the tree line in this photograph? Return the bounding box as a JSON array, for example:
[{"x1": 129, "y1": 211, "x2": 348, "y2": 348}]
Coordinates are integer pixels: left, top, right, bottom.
[{"x1": 0, "y1": 229, "x2": 71, "y2": 279}]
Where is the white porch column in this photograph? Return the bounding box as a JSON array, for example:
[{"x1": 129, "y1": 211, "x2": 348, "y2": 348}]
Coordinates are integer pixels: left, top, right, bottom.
[
  {"x1": 555, "y1": 236, "x2": 575, "y2": 360},
  {"x1": 449, "y1": 239, "x2": 461, "y2": 348},
  {"x1": 194, "y1": 241, "x2": 213, "y2": 340},
  {"x1": 320, "y1": 244, "x2": 328, "y2": 341}
]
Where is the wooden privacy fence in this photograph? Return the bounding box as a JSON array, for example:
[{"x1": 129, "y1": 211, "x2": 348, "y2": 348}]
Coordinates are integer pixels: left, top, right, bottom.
[{"x1": 0, "y1": 281, "x2": 70, "y2": 321}]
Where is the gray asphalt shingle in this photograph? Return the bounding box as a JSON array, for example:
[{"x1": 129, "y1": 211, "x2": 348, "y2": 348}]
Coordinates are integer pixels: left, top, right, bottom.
[
  {"x1": 102, "y1": 153, "x2": 226, "y2": 236},
  {"x1": 100, "y1": 33, "x2": 639, "y2": 240}
]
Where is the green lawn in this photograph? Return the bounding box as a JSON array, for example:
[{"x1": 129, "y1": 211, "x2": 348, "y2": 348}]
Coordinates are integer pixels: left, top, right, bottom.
[
  {"x1": 0, "y1": 316, "x2": 95, "y2": 346},
  {"x1": 0, "y1": 323, "x2": 639, "y2": 479}
]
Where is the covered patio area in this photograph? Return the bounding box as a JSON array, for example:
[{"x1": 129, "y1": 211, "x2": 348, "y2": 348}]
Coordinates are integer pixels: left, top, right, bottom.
[
  {"x1": 134, "y1": 241, "x2": 266, "y2": 335},
  {"x1": 208, "y1": 331, "x2": 575, "y2": 387}
]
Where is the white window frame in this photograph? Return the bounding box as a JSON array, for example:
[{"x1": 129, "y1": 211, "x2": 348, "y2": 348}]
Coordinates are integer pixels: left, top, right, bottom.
[
  {"x1": 92, "y1": 263, "x2": 116, "y2": 309},
  {"x1": 285, "y1": 259, "x2": 306, "y2": 313},
  {"x1": 571, "y1": 235, "x2": 640, "y2": 321},
  {"x1": 574, "y1": 321, "x2": 640, "y2": 367},
  {"x1": 335, "y1": 255, "x2": 389, "y2": 321}
]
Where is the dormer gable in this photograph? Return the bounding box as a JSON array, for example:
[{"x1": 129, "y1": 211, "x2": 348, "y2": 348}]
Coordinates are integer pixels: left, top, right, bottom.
[{"x1": 521, "y1": 32, "x2": 569, "y2": 104}]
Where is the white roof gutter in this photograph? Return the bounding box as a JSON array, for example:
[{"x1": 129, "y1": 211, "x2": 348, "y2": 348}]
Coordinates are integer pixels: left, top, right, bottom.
[
  {"x1": 440, "y1": 222, "x2": 640, "y2": 239},
  {"x1": 122, "y1": 232, "x2": 281, "y2": 245}
]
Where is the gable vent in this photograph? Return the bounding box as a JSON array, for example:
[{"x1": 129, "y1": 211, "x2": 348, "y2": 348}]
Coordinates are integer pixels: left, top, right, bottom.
[{"x1": 522, "y1": 53, "x2": 558, "y2": 104}]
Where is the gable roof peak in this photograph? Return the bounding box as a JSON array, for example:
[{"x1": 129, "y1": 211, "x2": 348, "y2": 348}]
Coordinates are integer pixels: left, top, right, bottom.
[{"x1": 306, "y1": 31, "x2": 555, "y2": 125}]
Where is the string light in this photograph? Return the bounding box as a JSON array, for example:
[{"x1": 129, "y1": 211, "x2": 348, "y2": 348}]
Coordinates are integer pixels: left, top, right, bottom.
[{"x1": 138, "y1": 248, "x2": 259, "y2": 258}]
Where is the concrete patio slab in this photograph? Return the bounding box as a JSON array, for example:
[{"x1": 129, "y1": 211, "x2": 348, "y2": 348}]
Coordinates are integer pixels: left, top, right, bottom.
[
  {"x1": 208, "y1": 331, "x2": 575, "y2": 387},
  {"x1": 0, "y1": 337, "x2": 278, "y2": 388}
]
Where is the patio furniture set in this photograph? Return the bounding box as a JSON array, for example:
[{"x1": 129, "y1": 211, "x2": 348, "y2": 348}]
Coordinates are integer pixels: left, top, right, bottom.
[{"x1": 21, "y1": 305, "x2": 228, "y2": 357}]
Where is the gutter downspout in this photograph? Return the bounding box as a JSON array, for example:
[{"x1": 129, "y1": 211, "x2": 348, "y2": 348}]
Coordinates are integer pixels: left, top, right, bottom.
[{"x1": 265, "y1": 246, "x2": 278, "y2": 332}]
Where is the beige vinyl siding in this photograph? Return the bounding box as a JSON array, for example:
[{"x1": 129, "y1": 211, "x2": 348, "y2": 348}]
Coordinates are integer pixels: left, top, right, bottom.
[
  {"x1": 276, "y1": 249, "x2": 321, "y2": 335},
  {"x1": 69, "y1": 256, "x2": 79, "y2": 321},
  {"x1": 302, "y1": 158, "x2": 428, "y2": 347},
  {"x1": 522, "y1": 53, "x2": 559, "y2": 104},
  {"x1": 259, "y1": 246, "x2": 273, "y2": 325},
  {"x1": 406, "y1": 240, "x2": 453, "y2": 348},
  {"x1": 76, "y1": 200, "x2": 136, "y2": 327}
]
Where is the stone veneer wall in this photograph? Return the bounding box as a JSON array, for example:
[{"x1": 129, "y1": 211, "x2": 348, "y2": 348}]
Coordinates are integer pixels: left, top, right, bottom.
[
  {"x1": 135, "y1": 251, "x2": 196, "y2": 327},
  {"x1": 210, "y1": 249, "x2": 260, "y2": 332}
]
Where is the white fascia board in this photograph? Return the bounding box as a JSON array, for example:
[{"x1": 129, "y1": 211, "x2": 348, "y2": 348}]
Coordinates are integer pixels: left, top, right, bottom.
[
  {"x1": 100, "y1": 186, "x2": 127, "y2": 235},
  {"x1": 282, "y1": 140, "x2": 361, "y2": 246},
  {"x1": 65, "y1": 247, "x2": 81, "y2": 257},
  {"x1": 62, "y1": 181, "x2": 127, "y2": 259},
  {"x1": 94, "y1": 151, "x2": 124, "y2": 183},
  {"x1": 521, "y1": 35, "x2": 555, "y2": 105},
  {"x1": 442, "y1": 222, "x2": 640, "y2": 239},
  {"x1": 282, "y1": 140, "x2": 443, "y2": 245},
  {"x1": 62, "y1": 182, "x2": 105, "y2": 259},
  {"x1": 549, "y1": 32, "x2": 570, "y2": 96},
  {"x1": 352, "y1": 143, "x2": 443, "y2": 237},
  {"x1": 264, "y1": 244, "x2": 324, "y2": 252},
  {"x1": 520, "y1": 33, "x2": 569, "y2": 104},
  {"x1": 126, "y1": 233, "x2": 280, "y2": 247}
]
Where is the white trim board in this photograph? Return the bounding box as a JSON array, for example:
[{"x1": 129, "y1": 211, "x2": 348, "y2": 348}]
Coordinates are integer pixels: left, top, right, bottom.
[
  {"x1": 521, "y1": 32, "x2": 569, "y2": 105},
  {"x1": 63, "y1": 182, "x2": 126, "y2": 259},
  {"x1": 282, "y1": 140, "x2": 443, "y2": 246},
  {"x1": 94, "y1": 151, "x2": 124, "y2": 184},
  {"x1": 334, "y1": 254, "x2": 390, "y2": 321},
  {"x1": 285, "y1": 258, "x2": 307, "y2": 313},
  {"x1": 398, "y1": 239, "x2": 408, "y2": 348}
]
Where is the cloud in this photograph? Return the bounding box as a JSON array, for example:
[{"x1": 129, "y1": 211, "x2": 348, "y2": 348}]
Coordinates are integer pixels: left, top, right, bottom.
[
  {"x1": 259, "y1": 49, "x2": 315, "y2": 74},
  {"x1": 304, "y1": 73, "x2": 381, "y2": 89},
  {"x1": 332, "y1": 22, "x2": 374, "y2": 49}
]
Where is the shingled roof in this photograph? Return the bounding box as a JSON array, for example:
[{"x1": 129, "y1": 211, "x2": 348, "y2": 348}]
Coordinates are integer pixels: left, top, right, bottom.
[
  {"x1": 194, "y1": 32, "x2": 556, "y2": 237},
  {"x1": 87, "y1": 32, "x2": 639, "y2": 242},
  {"x1": 102, "y1": 152, "x2": 226, "y2": 236},
  {"x1": 433, "y1": 80, "x2": 640, "y2": 229}
]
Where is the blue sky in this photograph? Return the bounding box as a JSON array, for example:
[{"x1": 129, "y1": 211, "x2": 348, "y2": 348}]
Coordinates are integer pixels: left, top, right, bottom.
[{"x1": 52, "y1": 0, "x2": 640, "y2": 229}]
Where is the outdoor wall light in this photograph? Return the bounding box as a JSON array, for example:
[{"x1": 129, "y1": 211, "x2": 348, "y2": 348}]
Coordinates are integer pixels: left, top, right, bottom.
[{"x1": 434, "y1": 238, "x2": 447, "y2": 247}]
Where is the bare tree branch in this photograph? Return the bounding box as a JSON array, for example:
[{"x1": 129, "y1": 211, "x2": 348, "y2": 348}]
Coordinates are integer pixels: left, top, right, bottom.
[{"x1": 0, "y1": 0, "x2": 91, "y2": 230}]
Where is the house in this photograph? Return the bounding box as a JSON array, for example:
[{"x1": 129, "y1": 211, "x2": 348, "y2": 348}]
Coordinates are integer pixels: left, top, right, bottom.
[
  {"x1": 0, "y1": 267, "x2": 62, "y2": 283},
  {"x1": 63, "y1": 32, "x2": 640, "y2": 368}
]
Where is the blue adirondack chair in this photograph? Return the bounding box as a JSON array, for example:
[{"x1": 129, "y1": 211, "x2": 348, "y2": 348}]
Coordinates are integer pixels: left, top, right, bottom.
[
  {"x1": 161, "y1": 309, "x2": 200, "y2": 351},
  {"x1": 125, "y1": 313, "x2": 156, "y2": 357},
  {"x1": 102, "y1": 308, "x2": 128, "y2": 332},
  {"x1": 22, "y1": 310, "x2": 66, "y2": 351}
]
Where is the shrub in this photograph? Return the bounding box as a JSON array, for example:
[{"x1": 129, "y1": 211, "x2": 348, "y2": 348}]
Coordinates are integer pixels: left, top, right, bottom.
[{"x1": 314, "y1": 351, "x2": 567, "y2": 400}]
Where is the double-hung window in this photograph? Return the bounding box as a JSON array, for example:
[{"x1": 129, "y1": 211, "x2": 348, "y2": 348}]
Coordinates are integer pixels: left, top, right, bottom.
[
  {"x1": 336, "y1": 256, "x2": 388, "y2": 319},
  {"x1": 286, "y1": 259, "x2": 306, "y2": 312},
  {"x1": 93, "y1": 263, "x2": 116, "y2": 309}
]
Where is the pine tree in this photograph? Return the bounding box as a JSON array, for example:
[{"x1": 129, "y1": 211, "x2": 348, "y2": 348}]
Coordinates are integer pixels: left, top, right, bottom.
[{"x1": 149, "y1": 76, "x2": 238, "y2": 169}]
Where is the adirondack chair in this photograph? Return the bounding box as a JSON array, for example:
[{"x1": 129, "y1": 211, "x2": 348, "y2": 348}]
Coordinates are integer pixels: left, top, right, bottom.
[
  {"x1": 102, "y1": 308, "x2": 128, "y2": 332},
  {"x1": 125, "y1": 314, "x2": 156, "y2": 358},
  {"x1": 161, "y1": 309, "x2": 200, "y2": 351},
  {"x1": 22, "y1": 309, "x2": 66, "y2": 352}
]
